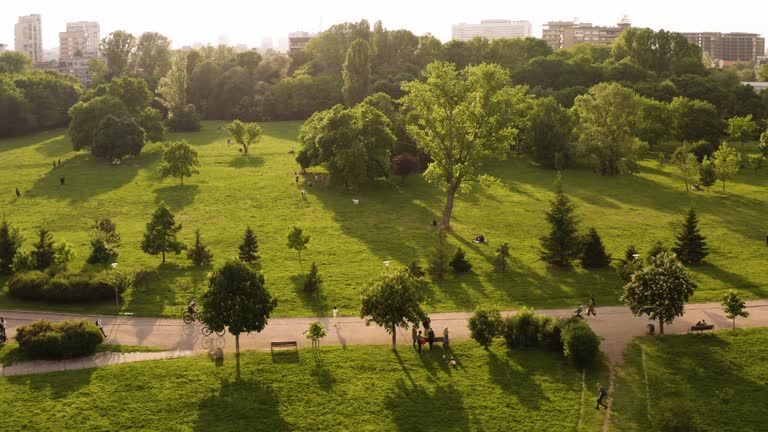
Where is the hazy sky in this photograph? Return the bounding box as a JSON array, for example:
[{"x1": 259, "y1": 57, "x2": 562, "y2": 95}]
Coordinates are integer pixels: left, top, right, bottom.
[{"x1": 2, "y1": 0, "x2": 767, "y2": 50}]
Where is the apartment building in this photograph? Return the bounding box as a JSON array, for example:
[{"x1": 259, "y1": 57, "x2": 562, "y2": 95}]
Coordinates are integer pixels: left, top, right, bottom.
[
  {"x1": 288, "y1": 31, "x2": 315, "y2": 53},
  {"x1": 452, "y1": 20, "x2": 533, "y2": 41},
  {"x1": 682, "y1": 32, "x2": 765, "y2": 62},
  {"x1": 59, "y1": 21, "x2": 100, "y2": 60},
  {"x1": 543, "y1": 18, "x2": 631, "y2": 50},
  {"x1": 14, "y1": 14, "x2": 43, "y2": 63}
]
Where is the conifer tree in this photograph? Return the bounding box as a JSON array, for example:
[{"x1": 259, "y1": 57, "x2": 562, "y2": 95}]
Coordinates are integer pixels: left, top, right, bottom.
[
  {"x1": 303, "y1": 262, "x2": 322, "y2": 294},
  {"x1": 187, "y1": 228, "x2": 213, "y2": 266},
  {"x1": 449, "y1": 247, "x2": 473, "y2": 273},
  {"x1": 672, "y1": 208, "x2": 708, "y2": 265},
  {"x1": 141, "y1": 201, "x2": 185, "y2": 263},
  {"x1": 238, "y1": 227, "x2": 260, "y2": 264},
  {"x1": 494, "y1": 242, "x2": 511, "y2": 273},
  {"x1": 427, "y1": 228, "x2": 452, "y2": 280},
  {"x1": 31, "y1": 228, "x2": 55, "y2": 271},
  {"x1": 539, "y1": 175, "x2": 581, "y2": 267},
  {"x1": 580, "y1": 227, "x2": 611, "y2": 268},
  {"x1": 0, "y1": 219, "x2": 23, "y2": 274}
]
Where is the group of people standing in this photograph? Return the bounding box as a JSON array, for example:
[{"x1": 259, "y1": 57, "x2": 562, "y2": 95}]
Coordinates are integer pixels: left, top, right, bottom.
[{"x1": 411, "y1": 317, "x2": 450, "y2": 353}]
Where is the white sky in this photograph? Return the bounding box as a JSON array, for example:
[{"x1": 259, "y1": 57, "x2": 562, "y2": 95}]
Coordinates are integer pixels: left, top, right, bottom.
[{"x1": 2, "y1": 0, "x2": 767, "y2": 50}]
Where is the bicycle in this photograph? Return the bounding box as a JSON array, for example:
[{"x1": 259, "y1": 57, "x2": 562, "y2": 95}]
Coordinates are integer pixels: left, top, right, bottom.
[{"x1": 182, "y1": 310, "x2": 225, "y2": 337}]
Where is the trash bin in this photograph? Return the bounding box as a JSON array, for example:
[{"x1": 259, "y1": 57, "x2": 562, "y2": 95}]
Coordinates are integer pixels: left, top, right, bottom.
[{"x1": 646, "y1": 324, "x2": 655, "y2": 335}]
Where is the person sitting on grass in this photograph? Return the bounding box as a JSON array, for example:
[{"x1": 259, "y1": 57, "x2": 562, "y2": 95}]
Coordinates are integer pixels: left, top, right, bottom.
[
  {"x1": 449, "y1": 356, "x2": 457, "y2": 368},
  {"x1": 472, "y1": 234, "x2": 487, "y2": 244}
]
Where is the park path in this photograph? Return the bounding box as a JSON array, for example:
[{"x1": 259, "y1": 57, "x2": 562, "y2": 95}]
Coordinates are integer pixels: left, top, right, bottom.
[{"x1": 2, "y1": 299, "x2": 768, "y2": 376}]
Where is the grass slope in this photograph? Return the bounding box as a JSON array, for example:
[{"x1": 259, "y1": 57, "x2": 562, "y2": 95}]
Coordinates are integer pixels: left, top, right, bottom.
[
  {"x1": 0, "y1": 342, "x2": 165, "y2": 366},
  {"x1": 611, "y1": 328, "x2": 768, "y2": 431},
  {"x1": 1, "y1": 121, "x2": 766, "y2": 317},
  {"x1": 0, "y1": 340, "x2": 607, "y2": 432}
]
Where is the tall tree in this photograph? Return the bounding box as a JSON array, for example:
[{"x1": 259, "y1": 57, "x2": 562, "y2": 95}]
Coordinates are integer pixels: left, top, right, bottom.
[
  {"x1": 522, "y1": 97, "x2": 573, "y2": 169},
  {"x1": 539, "y1": 176, "x2": 581, "y2": 267},
  {"x1": 572, "y1": 82, "x2": 640, "y2": 175},
  {"x1": 287, "y1": 225, "x2": 310, "y2": 269},
  {"x1": 580, "y1": 227, "x2": 611, "y2": 269},
  {"x1": 712, "y1": 142, "x2": 741, "y2": 192},
  {"x1": 92, "y1": 115, "x2": 146, "y2": 163},
  {"x1": 494, "y1": 242, "x2": 511, "y2": 273},
  {"x1": 100, "y1": 30, "x2": 137, "y2": 76},
  {"x1": 0, "y1": 51, "x2": 31, "y2": 74},
  {"x1": 227, "y1": 119, "x2": 263, "y2": 156},
  {"x1": 141, "y1": 201, "x2": 185, "y2": 263},
  {"x1": 359, "y1": 269, "x2": 427, "y2": 349},
  {"x1": 87, "y1": 218, "x2": 120, "y2": 265},
  {"x1": 342, "y1": 39, "x2": 371, "y2": 107},
  {"x1": 157, "y1": 51, "x2": 200, "y2": 132},
  {"x1": 721, "y1": 290, "x2": 749, "y2": 331},
  {"x1": 675, "y1": 151, "x2": 701, "y2": 192},
  {"x1": 200, "y1": 259, "x2": 277, "y2": 356},
  {"x1": 672, "y1": 208, "x2": 709, "y2": 265},
  {"x1": 159, "y1": 140, "x2": 200, "y2": 185},
  {"x1": 401, "y1": 61, "x2": 530, "y2": 228},
  {"x1": 133, "y1": 32, "x2": 172, "y2": 80},
  {"x1": 31, "y1": 229, "x2": 55, "y2": 271},
  {"x1": 0, "y1": 219, "x2": 23, "y2": 274},
  {"x1": 699, "y1": 155, "x2": 717, "y2": 191},
  {"x1": 726, "y1": 114, "x2": 758, "y2": 150},
  {"x1": 238, "y1": 227, "x2": 260, "y2": 264},
  {"x1": 668, "y1": 97, "x2": 723, "y2": 145},
  {"x1": 621, "y1": 252, "x2": 697, "y2": 335},
  {"x1": 187, "y1": 228, "x2": 213, "y2": 266}
]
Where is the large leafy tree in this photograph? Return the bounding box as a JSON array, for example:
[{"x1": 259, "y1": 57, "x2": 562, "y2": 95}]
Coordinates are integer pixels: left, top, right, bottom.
[
  {"x1": 0, "y1": 219, "x2": 23, "y2": 274},
  {"x1": 621, "y1": 252, "x2": 697, "y2": 335},
  {"x1": 92, "y1": 115, "x2": 146, "y2": 162},
  {"x1": 675, "y1": 151, "x2": 701, "y2": 192},
  {"x1": 668, "y1": 97, "x2": 723, "y2": 145},
  {"x1": 522, "y1": 96, "x2": 573, "y2": 169},
  {"x1": 721, "y1": 290, "x2": 749, "y2": 331},
  {"x1": 342, "y1": 39, "x2": 372, "y2": 107},
  {"x1": 158, "y1": 52, "x2": 201, "y2": 132},
  {"x1": 726, "y1": 114, "x2": 758, "y2": 149},
  {"x1": 141, "y1": 202, "x2": 185, "y2": 263},
  {"x1": 0, "y1": 75, "x2": 33, "y2": 138},
  {"x1": 298, "y1": 103, "x2": 394, "y2": 188},
  {"x1": 672, "y1": 209, "x2": 708, "y2": 265},
  {"x1": 0, "y1": 51, "x2": 31, "y2": 74},
  {"x1": 712, "y1": 142, "x2": 741, "y2": 192},
  {"x1": 540, "y1": 176, "x2": 581, "y2": 267},
  {"x1": 468, "y1": 306, "x2": 503, "y2": 348},
  {"x1": 132, "y1": 32, "x2": 172, "y2": 81},
  {"x1": 572, "y1": 82, "x2": 640, "y2": 175},
  {"x1": 401, "y1": 61, "x2": 530, "y2": 228},
  {"x1": 159, "y1": 140, "x2": 200, "y2": 185},
  {"x1": 200, "y1": 259, "x2": 277, "y2": 356},
  {"x1": 611, "y1": 28, "x2": 702, "y2": 75},
  {"x1": 14, "y1": 71, "x2": 82, "y2": 130},
  {"x1": 227, "y1": 119, "x2": 263, "y2": 156},
  {"x1": 67, "y1": 95, "x2": 128, "y2": 151},
  {"x1": 100, "y1": 30, "x2": 137, "y2": 76},
  {"x1": 359, "y1": 269, "x2": 427, "y2": 349}
]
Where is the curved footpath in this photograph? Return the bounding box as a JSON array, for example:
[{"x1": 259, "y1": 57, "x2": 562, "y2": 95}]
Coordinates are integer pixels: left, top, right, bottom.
[{"x1": 2, "y1": 300, "x2": 768, "y2": 376}]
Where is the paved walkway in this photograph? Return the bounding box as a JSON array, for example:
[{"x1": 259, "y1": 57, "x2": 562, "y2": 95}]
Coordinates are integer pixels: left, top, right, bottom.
[{"x1": 2, "y1": 300, "x2": 768, "y2": 375}]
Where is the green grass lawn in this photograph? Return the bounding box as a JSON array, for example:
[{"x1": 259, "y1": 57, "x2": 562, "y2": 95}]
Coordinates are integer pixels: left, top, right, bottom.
[
  {"x1": 0, "y1": 340, "x2": 608, "y2": 431},
  {"x1": 610, "y1": 328, "x2": 768, "y2": 432},
  {"x1": 1, "y1": 121, "x2": 766, "y2": 317},
  {"x1": 0, "y1": 342, "x2": 166, "y2": 366}
]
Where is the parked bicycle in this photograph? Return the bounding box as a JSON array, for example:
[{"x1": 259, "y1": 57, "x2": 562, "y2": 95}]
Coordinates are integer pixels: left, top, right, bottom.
[{"x1": 182, "y1": 309, "x2": 225, "y2": 337}]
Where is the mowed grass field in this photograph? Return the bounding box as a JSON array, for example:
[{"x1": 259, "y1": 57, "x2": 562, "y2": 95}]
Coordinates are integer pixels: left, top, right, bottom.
[
  {"x1": 0, "y1": 340, "x2": 609, "y2": 432},
  {"x1": 610, "y1": 328, "x2": 768, "y2": 432},
  {"x1": 0, "y1": 120, "x2": 766, "y2": 317}
]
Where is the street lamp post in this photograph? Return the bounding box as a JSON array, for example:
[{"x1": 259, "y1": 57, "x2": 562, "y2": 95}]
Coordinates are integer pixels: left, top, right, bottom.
[{"x1": 111, "y1": 263, "x2": 119, "y2": 306}]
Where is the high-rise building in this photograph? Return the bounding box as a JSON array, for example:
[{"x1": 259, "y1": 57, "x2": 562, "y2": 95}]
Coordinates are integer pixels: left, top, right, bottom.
[
  {"x1": 288, "y1": 31, "x2": 315, "y2": 53},
  {"x1": 681, "y1": 32, "x2": 765, "y2": 62},
  {"x1": 543, "y1": 17, "x2": 631, "y2": 50},
  {"x1": 59, "y1": 21, "x2": 100, "y2": 60},
  {"x1": 260, "y1": 37, "x2": 274, "y2": 53},
  {"x1": 14, "y1": 14, "x2": 43, "y2": 63},
  {"x1": 452, "y1": 20, "x2": 532, "y2": 41}
]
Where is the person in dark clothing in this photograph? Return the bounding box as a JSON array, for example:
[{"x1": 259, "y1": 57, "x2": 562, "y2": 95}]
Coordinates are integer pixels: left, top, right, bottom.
[
  {"x1": 59, "y1": 176, "x2": 65, "y2": 185},
  {"x1": 57, "y1": 159, "x2": 61, "y2": 167},
  {"x1": 15, "y1": 188, "x2": 21, "y2": 199},
  {"x1": 596, "y1": 383, "x2": 608, "y2": 410},
  {"x1": 431, "y1": 219, "x2": 438, "y2": 227},
  {"x1": 587, "y1": 295, "x2": 597, "y2": 317},
  {"x1": 427, "y1": 328, "x2": 435, "y2": 350},
  {"x1": 422, "y1": 317, "x2": 431, "y2": 333},
  {"x1": 53, "y1": 160, "x2": 56, "y2": 168}
]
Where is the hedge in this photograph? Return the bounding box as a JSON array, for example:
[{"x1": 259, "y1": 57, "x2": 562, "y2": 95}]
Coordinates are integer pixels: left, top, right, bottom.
[
  {"x1": 561, "y1": 318, "x2": 601, "y2": 368},
  {"x1": 15, "y1": 319, "x2": 104, "y2": 359},
  {"x1": 8, "y1": 271, "x2": 120, "y2": 302}
]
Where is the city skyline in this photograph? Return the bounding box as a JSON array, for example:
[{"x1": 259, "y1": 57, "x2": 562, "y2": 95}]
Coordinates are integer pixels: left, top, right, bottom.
[{"x1": 1, "y1": 0, "x2": 767, "y2": 51}]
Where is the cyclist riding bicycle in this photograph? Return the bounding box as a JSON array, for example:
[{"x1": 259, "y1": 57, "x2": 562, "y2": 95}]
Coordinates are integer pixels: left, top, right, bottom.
[
  {"x1": 188, "y1": 299, "x2": 198, "y2": 320},
  {"x1": 0, "y1": 317, "x2": 7, "y2": 344}
]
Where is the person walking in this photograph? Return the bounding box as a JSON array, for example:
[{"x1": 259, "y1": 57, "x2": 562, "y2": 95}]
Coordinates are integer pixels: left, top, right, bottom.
[
  {"x1": 596, "y1": 383, "x2": 608, "y2": 410},
  {"x1": 95, "y1": 319, "x2": 107, "y2": 338},
  {"x1": 332, "y1": 305, "x2": 339, "y2": 328},
  {"x1": 0, "y1": 316, "x2": 7, "y2": 344},
  {"x1": 443, "y1": 327, "x2": 450, "y2": 350},
  {"x1": 416, "y1": 330, "x2": 423, "y2": 354},
  {"x1": 587, "y1": 295, "x2": 597, "y2": 317},
  {"x1": 412, "y1": 325, "x2": 418, "y2": 349},
  {"x1": 15, "y1": 187, "x2": 21, "y2": 199},
  {"x1": 427, "y1": 328, "x2": 435, "y2": 350}
]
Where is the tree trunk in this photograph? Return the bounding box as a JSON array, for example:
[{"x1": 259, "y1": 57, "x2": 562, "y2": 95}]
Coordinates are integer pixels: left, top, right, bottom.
[
  {"x1": 732, "y1": 318, "x2": 736, "y2": 331},
  {"x1": 235, "y1": 334, "x2": 240, "y2": 356},
  {"x1": 441, "y1": 185, "x2": 458, "y2": 229},
  {"x1": 391, "y1": 325, "x2": 397, "y2": 350},
  {"x1": 162, "y1": 250, "x2": 166, "y2": 263},
  {"x1": 298, "y1": 251, "x2": 303, "y2": 271},
  {"x1": 658, "y1": 320, "x2": 664, "y2": 335},
  {"x1": 180, "y1": 176, "x2": 184, "y2": 186},
  {"x1": 722, "y1": 181, "x2": 726, "y2": 192},
  {"x1": 243, "y1": 145, "x2": 248, "y2": 156}
]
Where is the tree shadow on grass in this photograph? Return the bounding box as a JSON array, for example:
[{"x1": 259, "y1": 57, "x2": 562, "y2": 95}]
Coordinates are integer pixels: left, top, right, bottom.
[
  {"x1": 383, "y1": 379, "x2": 469, "y2": 432},
  {"x1": 5, "y1": 366, "x2": 95, "y2": 398},
  {"x1": 34, "y1": 135, "x2": 71, "y2": 158},
  {"x1": 25, "y1": 153, "x2": 141, "y2": 202},
  {"x1": 289, "y1": 274, "x2": 331, "y2": 318},
  {"x1": 271, "y1": 349, "x2": 299, "y2": 364},
  {"x1": 486, "y1": 349, "x2": 548, "y2": 410},
  {"x1": 194, "y1": 379, "x2": 292, "y2": 432},
  {"x1": 228, "y1": 155, "x2": 265, "y2": 169},
  {"x1": 694, "y1": 262, "x2": 765, "y2": 298},
  {"x1": 154, "y1": 184, "x2": 200, "y2": 211},
  {"x1": 310, "y1": 362, "x2": 337, "y2": 392}
]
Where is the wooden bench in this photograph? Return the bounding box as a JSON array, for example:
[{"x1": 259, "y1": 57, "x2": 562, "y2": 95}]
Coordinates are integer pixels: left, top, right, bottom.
[
  {"x1": 423, "y1": 336, "x2": 448, "y2": 348},
  {"x1": 271, "y1": 340, "x2": 298, "y2": 352},
  {"x1": 689, "y1": 324, "x2": 715, "y2": 334}
]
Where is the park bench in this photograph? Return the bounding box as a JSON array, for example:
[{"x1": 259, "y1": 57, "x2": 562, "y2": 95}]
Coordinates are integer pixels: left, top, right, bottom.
[
  {"x1": 689, "y1": 324, "x2": 715, "y2": 334},
  {"x1": 271, "y1": 340, "x2": 298, "y2": 352}
]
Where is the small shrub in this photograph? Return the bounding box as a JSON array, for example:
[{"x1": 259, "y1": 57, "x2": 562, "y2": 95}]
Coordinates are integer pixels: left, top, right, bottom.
[
  {"x1": 540, "y1": 317, "x2": 565, "y2": 352},
  {"x1": 405, "y1": 261, "x2": 425, "y2": 279},
  {"x1": 468, "y1": 306, "x2": 502, "y2": 348},
  {"x1": 173, "y1": 277, "x2": 193, "y2": 293},
  {"x1": 616, "y1": 259, "x2": 643, "y2": 282},
  {"x1": 561, "y1": 319, "x2": 600, "y2": 368},
  {"x1": 11, "y1": 250, "x2": 36, "y2": 273},
  {"x1": 303, "y1": 262, "x2": 322, "y2": 294},
  {"x1": 15, "y1": 319, "x2": 104, "y2": 359},
  {"x1": 8, "y1": 271, "x2": 119, "y2": 302},
  {"x1": 187, "y1": 228, "x2": 214, "y2": 266},
  {"x1": 449, "y1": 247, "x2": 472, "y2": 273},
  {"x1": 655, "y1": 399, "x2": 699, "y2": 432},
  {"x1": 503, "y1": 307, "x2": 541, "y2": 348},
  {"x1": 623, "y1": 245, "x2": 639, "y2": 262},
  {"x1": 648, "y1": 241, "x2": 668, "y2": 259}
]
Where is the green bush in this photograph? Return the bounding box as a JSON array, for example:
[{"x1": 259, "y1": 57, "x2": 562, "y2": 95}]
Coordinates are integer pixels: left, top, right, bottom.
[
  {"x1": 15, "y1": 319, "x2": 104, "y2": 359},
  {"x1": 468, "y1": 306, "x2": 503, "y2": 348},
  {"x1": 561, "y1": 319, "x2": 601, "y2": 368},
  {"x1": 503, "y1": 307, "x2": 542, "y2": 348},
  {"x1": 8, "y1": 271, "x2": 120, "y2": 302},
  {"x1": 655, "y1": 399, "x2": 699, "y2": 432},
  {"x1": 539, "y1": 317, "x2": 565, "y2": 352}
]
